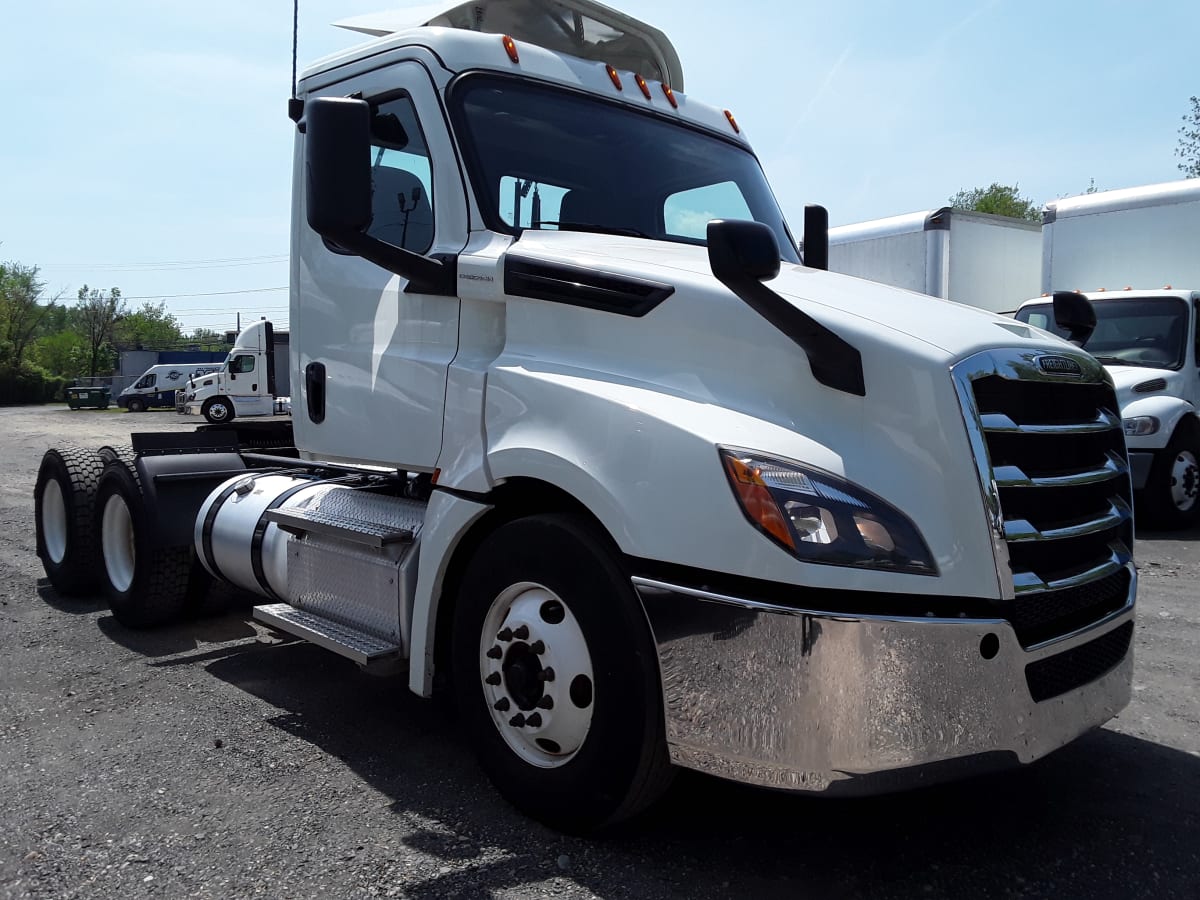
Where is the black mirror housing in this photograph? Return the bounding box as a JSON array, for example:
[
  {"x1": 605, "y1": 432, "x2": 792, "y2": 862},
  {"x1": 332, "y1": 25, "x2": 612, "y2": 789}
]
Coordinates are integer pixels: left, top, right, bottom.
[
  {"x1": 802, "y1": 204, "x2": 829, "y2": 271},
  {"x1": 1052, "y1": 290, "x2": 1097, "y2": 347},
  {"x1": 305, "y1": 96, "x2": 373, "y2": 239},
  {"x1": 707, "y1": 220, "x2": 781, "y2": 283}
]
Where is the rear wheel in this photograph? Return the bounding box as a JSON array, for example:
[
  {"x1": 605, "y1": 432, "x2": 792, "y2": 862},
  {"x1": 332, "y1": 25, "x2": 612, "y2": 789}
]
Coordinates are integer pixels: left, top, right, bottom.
[
  {"x1": 127, "y1": 397, "x2": 145, "y2": 413},
  {"x1": 94, "y1": 458, "x2": 199, "y2": 628},
  {"x1": 452, "y1": 514, "x2": 673, "y2": 833},
  {"x1": 34, "y1": 448, "x2": 104, "y2": 595},
  {"x1": 1145, "y1": 427, "x2": 1200, "y2": 529},
  {"x1": 202, "y1": 396, "x2": 232, "y2": 424}
]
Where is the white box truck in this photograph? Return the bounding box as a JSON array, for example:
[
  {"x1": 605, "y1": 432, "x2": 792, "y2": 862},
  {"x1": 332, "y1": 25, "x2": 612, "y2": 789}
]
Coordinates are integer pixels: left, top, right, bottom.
[
  {"x1": 827, "y1": 207, "x2": 1042, "y2": 315},
  {"x1": 33, "y1": 0, "x2": 1136, "y2": 833},
  {"x1": 1014, "y1": 179, "x2": 1200, "y2": 528}
]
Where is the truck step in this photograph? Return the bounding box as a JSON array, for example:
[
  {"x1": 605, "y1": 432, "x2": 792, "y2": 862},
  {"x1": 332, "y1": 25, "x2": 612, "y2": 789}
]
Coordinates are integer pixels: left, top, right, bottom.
[
  {"x1": 263, "y1": 506, "x2": 414, "y2": 547},
  {"x1": 253, "y1": 603, "x2": 402, "y2": 666}
]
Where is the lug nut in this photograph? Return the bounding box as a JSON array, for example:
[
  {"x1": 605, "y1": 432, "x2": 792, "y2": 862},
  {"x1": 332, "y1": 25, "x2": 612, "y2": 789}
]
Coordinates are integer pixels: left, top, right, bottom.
[
  {"x1": 530, "y1": 640, "x2": 545, "y2": 655},
  {"x1": 538, "y1": 667, "x2": 556, "y2": 683},
  {"x1": 497, "y1": 628, "x2": 513, "y2": 642},
  {"x1": 493, "y1": 697, "x2": 510, "y2": 712},
  {"x1": 525, "y1": 713, "x2": 542, "y2": 728},
  {"x1": 509, "y1": 713, "x2": 526, "y2": 727},
  {"x1": 513, "y1": 625, "x2": 530, "y2": 640},
  {"x1": 486, "y1": 645, "x2": 503, "y2": 660},
  {"x1": 485, "y1": 672, "x2": 502, "y2": 686},
  {"x1": 537, "y1": 696, "x2": 554, "y2": 710}
]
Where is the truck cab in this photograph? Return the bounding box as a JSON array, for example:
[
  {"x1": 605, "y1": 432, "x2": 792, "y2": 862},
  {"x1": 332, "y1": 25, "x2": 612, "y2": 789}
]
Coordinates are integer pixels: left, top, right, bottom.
[
  {"x1": 35, "y1": 0, "x2": 1138, "y2": 833},
  {"x1": 181, "y1": 319, "x2": 288, "y2": 423}
]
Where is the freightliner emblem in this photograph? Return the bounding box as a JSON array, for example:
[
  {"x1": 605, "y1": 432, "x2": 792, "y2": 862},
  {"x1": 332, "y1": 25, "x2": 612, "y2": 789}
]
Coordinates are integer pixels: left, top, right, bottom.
[{"x1": 1037, "y1": 355, "x2": 1083, "y2": 376}]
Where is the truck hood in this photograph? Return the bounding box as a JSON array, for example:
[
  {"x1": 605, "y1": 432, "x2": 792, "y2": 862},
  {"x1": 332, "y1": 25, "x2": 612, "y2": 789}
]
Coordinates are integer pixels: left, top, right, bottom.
[
  {"x1": 1106, "y1": 364, "x2": 1183, "y2": 405},
  {"x1": 511, "y1": 231, "x2": 1073, "y2": 363}
]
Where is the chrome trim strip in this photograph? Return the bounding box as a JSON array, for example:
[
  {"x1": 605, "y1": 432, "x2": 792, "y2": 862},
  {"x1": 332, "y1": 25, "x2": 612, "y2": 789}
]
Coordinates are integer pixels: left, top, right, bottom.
[
  {"x1": 979, "y1": 408, "x2": 1120, "y2": 435},
  {"x1": 993, "y1": 452, "x2": 1129, "y2": 489},
  {"x1": 1003, "y1": 498, "x2": 1132, "y2": 543},
  {"x1": 629, "y1": 576, "x2": 1005, "y2": 626},
  {"x1": 1011, "y1": 545, "x2": 1132, "y2": 594}
]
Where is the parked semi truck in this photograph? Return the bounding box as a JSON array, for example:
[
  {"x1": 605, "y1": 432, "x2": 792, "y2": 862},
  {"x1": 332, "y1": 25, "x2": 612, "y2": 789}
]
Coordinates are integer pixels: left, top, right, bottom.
[
  {"x1": 178, "y1": 319, "x2": 291, "y2": 423},
  {"x1": 33, "y1": 0, "x2": 1137, "y2": 832},
  {"x1": 826, "y1": 207, "x2": 1042, "y2": 315},
  {"x1": 1014, "y1": 178, "x2": 1200, "y2": 528}
]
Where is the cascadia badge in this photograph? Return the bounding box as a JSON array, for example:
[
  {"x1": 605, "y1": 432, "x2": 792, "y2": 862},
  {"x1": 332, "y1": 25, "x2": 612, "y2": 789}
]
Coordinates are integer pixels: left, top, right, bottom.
[{"x1": 1037, "y1": 355, "x2": 1083, "y2": 376}]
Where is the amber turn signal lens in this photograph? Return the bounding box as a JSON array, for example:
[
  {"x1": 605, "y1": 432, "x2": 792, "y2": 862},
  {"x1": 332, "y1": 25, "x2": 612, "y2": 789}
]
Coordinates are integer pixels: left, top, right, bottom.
[
  {"x1": 502, "y1": 35, "x2": 519, "y2": 63},
  {"x1": 606, "y1": 64, "x2": 622, "y2": 90},
  {"x1": 724, "y1": 109, "x2": 740, "y2": 133},
  {"x1": 661, "y1": 83, "x2": 677, "y2": 108},
  {"x1": 722, "y1": 454, "x2": 795, "y2": 550},
  {"x1": 634, "y1": 74, "x2": 652, "y2": 99}
]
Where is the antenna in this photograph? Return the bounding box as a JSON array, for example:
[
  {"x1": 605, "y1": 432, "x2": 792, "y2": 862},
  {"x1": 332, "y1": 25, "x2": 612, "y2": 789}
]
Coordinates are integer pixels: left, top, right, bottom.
[{"x1": 288, "y1": 0, "x2": 303, "y2": 122}]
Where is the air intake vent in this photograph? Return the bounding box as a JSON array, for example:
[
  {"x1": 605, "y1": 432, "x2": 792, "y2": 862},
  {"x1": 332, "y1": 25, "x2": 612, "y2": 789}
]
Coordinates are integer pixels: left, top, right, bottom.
[{"x1": 1132, "y1": 378, "x2": 1167, "y2": 394}]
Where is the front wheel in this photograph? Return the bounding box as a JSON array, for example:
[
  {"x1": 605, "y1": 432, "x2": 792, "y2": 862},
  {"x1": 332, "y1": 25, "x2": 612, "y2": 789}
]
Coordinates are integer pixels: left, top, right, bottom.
[
  {"x1": 1144, "y1": 428, "x2": 1200, "y2": 529},
  {"x1": 201, "y1": 396, "x2": 232, "y2": 424},
  {"x1": 126, "y1": 397, "x2": 145, "y2": 413},
  {"x1": 452, "y1": 514, "x2": 673, "y2": 833}
]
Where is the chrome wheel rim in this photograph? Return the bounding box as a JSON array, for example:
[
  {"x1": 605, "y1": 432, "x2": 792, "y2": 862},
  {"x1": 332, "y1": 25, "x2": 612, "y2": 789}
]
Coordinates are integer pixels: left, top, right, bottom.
[
  {"x1": 479, "y1": 582, "x2": 595, "y2": 768},
  {"x1": 101, "y1": 493, "x2": 135, "y2": 593},
  {"x1": 41, "y1": 480, "x2": 68, "y2": 564},
  {"x1": 1170, "y1": 449, "x2": 1198, "y2": 512}
]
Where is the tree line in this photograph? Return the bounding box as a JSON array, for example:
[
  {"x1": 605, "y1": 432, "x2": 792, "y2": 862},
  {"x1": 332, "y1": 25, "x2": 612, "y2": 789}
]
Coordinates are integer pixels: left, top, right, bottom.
[{"x1": 0, "y1": 261, "x2": 230, "y2": 404}]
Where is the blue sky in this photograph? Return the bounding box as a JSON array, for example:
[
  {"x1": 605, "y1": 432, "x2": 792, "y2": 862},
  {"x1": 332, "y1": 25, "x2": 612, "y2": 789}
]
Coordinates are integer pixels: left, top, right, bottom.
[{"x1": 1, "y1": 0, "x2": 1196, "y2": 334}]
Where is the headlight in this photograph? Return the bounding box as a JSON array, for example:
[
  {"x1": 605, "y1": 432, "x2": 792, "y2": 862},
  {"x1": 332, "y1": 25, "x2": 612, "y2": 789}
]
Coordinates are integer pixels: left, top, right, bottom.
[
  {"x1": 719, "y1": 448, "x2": 937, "y2": 575},
  {"x1": 1123, "y1": 416, "x2": 1159, "y2": 436}
]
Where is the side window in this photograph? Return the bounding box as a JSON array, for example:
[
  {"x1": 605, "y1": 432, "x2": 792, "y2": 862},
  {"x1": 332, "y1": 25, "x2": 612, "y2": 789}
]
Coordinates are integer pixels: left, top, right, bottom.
[
  {"x1": 136, "y1": 374, "x2": 155, "y2": 389},
  {"x1": 499, "y1": 177, "x2": 570, "y2": 229},
  {"x1": 231, "y1": 355, "x2": 255, "y2": 374},
  {"x1": 368, "y1": 95, "x2": 434, "y2": 254},
  {"x1": 663, "y1": 182, "x2": 754, "y2": 240}
]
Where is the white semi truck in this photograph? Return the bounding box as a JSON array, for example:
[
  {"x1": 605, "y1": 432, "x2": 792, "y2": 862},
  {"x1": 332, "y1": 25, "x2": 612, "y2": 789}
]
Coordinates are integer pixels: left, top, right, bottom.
[
  {"x1": 179, "y1": 319, "x2": 291, "y2": 423},
  {"x1": 826, "y1": 207, "x2": 1042, "y2": 315},
  {"x1": 1014, "y1": 179, "x2": 1200, "y2": 528},
  {"x1": 32, "y1": 0, "x2": 1137, "y2": 832}
]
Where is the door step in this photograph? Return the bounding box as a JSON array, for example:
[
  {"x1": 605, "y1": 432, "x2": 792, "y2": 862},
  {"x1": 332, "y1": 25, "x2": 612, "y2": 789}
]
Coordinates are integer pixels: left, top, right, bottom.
[
  {"x1": 253, "y1": 603, "x2": 402, "y2": 666},
  {"x1": 263, "y1": 506, "x2": 414, "y2": 547}
]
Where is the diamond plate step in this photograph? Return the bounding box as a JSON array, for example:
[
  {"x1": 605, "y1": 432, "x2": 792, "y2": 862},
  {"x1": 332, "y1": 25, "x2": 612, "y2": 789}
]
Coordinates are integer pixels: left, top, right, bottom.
[
  {"x1": 263, "y1": 506, "x2": 414, "y2": 547},
  {"x1": 253, "y1": 603, "x2": 402, "y2": 666}
]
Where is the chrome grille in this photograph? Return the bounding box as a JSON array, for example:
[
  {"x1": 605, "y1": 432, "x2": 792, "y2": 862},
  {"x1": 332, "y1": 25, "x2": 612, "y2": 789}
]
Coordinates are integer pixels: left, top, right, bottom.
[{"x1": 952, "y1": 350, "x2": 1135, "y2": 649}]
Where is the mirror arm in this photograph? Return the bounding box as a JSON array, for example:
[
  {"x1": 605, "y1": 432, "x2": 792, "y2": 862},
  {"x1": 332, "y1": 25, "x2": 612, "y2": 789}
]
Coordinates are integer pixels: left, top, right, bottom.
[{"x1": 331, "y1": 231, "x2": 458, "y2": 296}]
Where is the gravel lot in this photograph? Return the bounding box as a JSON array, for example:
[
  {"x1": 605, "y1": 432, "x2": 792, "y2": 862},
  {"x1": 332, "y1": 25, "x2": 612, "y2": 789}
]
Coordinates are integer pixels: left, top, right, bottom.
[{"x1": 2, "y1": 405, "x2": 1197, "y2": 899}]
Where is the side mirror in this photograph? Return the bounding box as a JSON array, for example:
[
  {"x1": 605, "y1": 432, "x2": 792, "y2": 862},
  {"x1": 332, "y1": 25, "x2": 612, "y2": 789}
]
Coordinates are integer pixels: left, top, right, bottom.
[
  {"x1": 229, "y1": 370, "x2": 237, "y2": 380},
  {"x1": 304, "y1": 96, "x2": 373, "y2": 239},
  {"x1": 1052, "y1": 290, "x2": 1096, "y2": 347},
  {"x1": 802, "y1": 204, "x2": 829, "y2": 271},
  {"x1": 707, "y1": 220, "x2": 781, "y2": 283}
]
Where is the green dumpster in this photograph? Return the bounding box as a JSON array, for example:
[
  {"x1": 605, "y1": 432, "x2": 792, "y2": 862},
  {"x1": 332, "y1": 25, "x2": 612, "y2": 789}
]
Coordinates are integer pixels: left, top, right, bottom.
[{"x1": 66, "y1": 386, "x2": 111, "y2": 410}]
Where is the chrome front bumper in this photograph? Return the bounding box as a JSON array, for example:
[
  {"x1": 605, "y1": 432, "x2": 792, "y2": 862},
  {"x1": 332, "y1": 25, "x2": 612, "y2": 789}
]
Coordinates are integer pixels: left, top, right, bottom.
[{"x1": 633, "y1": 576, "x2": 1134, "y2": 795}]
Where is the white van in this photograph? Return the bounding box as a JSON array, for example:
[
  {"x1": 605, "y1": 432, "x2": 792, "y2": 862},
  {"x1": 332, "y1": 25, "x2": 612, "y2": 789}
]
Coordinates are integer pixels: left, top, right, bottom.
[{"x1": 118, "y1": 363, "x2": 222, "y2": 412}]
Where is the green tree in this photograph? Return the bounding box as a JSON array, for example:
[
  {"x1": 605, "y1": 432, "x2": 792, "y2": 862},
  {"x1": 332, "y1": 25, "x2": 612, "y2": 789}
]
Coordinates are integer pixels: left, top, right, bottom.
[
  {"x1": 1177, "y1": 95, "x2": 1200, "y2": 178},
  {"x1": 187, "y1": 327, "x2": 230, "y2": 351},
  {"x1": 33, "y1": 330, "x2": 88, "y2": 379},
  {"x1": 74, "y1": 284, "x2": 124, "y2": 377},
  {"x1": 949, "y1": 183, "x2": 1041, "y2": 222},
  {"x1": 0, "y1": 261, "x2": 59, "y2": 371},
  {"x1": 115, "y1": 301, "x2": 183, "y2": 350}
]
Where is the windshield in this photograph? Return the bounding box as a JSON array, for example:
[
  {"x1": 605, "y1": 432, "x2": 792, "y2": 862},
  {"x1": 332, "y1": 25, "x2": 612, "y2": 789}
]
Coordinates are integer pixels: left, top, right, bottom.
[
  {"x1": 451, "y1": 75, "x2": 800, "y2": 262},
  {"x1": 1015, "y1": 296, "x2": 1189, "y2": 369}
]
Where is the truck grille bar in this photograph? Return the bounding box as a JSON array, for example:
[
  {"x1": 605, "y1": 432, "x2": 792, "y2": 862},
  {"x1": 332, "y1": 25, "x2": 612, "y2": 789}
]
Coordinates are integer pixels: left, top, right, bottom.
[{"x1": 952, "y1": 350, "x2": 1135, "y2": 651}]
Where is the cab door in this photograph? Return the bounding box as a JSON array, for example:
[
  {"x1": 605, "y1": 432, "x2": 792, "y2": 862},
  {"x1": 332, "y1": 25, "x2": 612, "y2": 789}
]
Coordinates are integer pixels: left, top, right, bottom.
[{"x1": 292, "y1": 60, "x2": 468, "y2": 470}]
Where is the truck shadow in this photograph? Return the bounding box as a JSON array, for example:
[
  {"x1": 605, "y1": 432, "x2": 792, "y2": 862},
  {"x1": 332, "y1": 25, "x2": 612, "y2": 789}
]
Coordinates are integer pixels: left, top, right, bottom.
[{"x1": 184, "y1": 634, "x2": 1200, "y2": 900}]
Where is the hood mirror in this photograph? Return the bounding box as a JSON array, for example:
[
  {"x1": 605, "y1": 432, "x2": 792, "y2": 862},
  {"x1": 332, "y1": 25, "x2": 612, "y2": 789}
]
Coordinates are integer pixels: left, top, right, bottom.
[{"x1": 1052, "y1": 291, "x2": 1096, "y2": 347}]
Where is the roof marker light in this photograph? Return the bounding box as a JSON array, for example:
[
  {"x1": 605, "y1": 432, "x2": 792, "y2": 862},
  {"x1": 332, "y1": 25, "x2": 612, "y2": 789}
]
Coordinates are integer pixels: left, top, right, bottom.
[
  {"x1": 1125, "y1": 286, "x2": 1132, "y2": 290},
  {"x1": 1097, "y1": 287, "x2": 1106, "y2": 292},
  {"x1": 634, "y1": 74, "x2": 652, "y2": 99},
  {"x1": 1164, "y1": 284, "x2": 1173, "y2": 289},
  {"x1": 605, "y1": 64, "x2": 622, "y2": 90},
  {"x1": 502, "y1": 35, "x2": 519, "y2": 63},
  {"x1": 724, "y1": 109, "x2": 740, "y2": 133},
  {"x1": 661, "y1": 83, "x2": 678, "y2": 108}
]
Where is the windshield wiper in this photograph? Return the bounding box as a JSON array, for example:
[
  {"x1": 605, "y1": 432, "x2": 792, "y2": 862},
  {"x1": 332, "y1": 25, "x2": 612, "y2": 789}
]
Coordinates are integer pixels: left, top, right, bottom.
[
  {"x1": 1091, "y1": 356, "x2": 1158, "y2": 368},
  {"x1": 532, "y1": 221, "x2": 652, "y2": 239}
]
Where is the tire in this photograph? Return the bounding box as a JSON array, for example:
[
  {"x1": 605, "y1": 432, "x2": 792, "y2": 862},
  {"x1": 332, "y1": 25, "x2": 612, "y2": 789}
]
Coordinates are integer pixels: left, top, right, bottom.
[
  {"x1": 202, "y1": 396, "x2": 233, "y2": 424},
  {"x1": 452, "y1": 514, "x2": 673, "y2": 833},
  {"x1": 34, "y1": 447, "x2": 104, "y2": 596},
  {"x1": 127, "y1": 397, "x2": 145, "y2": 413},
  {"x1": 1144, "y1": 427, "x2": 1200, "y2": 529},
  {"x1": 94, "y1": 458, "x2": 200, "y2": 628}
]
